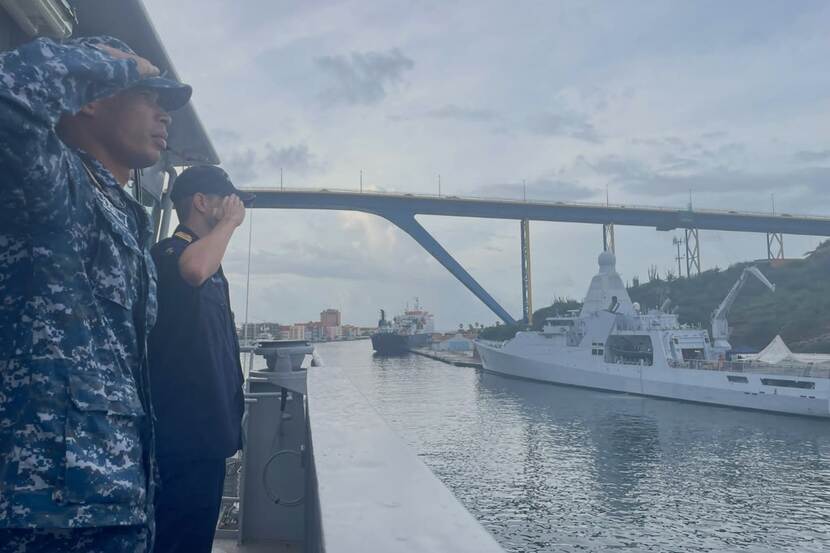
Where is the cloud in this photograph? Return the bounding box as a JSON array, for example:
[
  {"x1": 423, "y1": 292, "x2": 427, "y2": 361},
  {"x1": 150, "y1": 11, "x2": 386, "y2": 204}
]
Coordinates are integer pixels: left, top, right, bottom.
[
  {"x1": 424, "y1": 104, "x2": 498, "y2": 122},
  {"x1": 389, "y1": 104, "x2": 499, "y2": 125},
  {"x1": 659, "y1": 154, "x2": 702, "y2": 172},
  {"x1": 224, "y1": 211, "x2": 443, "y2": 285},
  {"x1": 794, "y1": 149, "x2": 830, "y2": 163},
  {"x1": 223, "y1": 148, "x2": 258, "y2": 184},
  {"x1": 590, "y1": 155, "x2": 830, "y2": 202},
  {"x1": 700, "y1": 130, "x2": 728, "y2": 140},
  {"x1": 228, "y1": 242, "x2": 380, "y2": 281},
  {"x1": 220, "y1": 143, "x2": 319, "y2": 185},
  {"x1": 210, "y1": 127, "x2": 242, "y2": 146},
  {"x1": 528, "y1": 111, "x2": 600, "y2": 142},
  {"x1": 315, "y1": 49, "x2": 415, "y2": 106},
  {"x1": 697, "y1": 142, "x2": 745, "y2": 160},
  {"x1": 264, "y1": 143, "x2": 316, "y2": 174}
]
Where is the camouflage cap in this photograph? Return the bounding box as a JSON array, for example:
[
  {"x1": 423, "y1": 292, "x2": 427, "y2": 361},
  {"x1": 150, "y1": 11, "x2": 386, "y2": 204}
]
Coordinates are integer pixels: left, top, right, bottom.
[{"x1": 78, "y1": 35, "x2": 192, "y2": 111}]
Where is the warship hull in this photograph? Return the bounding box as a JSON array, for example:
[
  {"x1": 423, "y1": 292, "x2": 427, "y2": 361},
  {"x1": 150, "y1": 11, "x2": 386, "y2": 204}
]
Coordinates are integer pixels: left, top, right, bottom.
[{"x1": 476, "y1": 341, "x2": 830, "y2": 418}]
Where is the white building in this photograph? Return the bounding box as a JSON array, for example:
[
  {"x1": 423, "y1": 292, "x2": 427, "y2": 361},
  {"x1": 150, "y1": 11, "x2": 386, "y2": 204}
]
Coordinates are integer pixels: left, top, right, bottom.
[{"x1": 289, "y1": 325, "x2": 307, "y2": 340}]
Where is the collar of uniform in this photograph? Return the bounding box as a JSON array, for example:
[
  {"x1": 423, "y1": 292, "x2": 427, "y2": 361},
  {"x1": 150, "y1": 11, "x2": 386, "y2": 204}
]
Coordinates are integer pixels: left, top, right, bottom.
[
  {"x1": 78, "y1": 151, "x2": 121, "y2": 190},
  {"x1": 173, "y1": 224, "x2": 198, "y2": 243},
  {"x1": 77, "y1": 150, "x2": 134, "y2": 211}
]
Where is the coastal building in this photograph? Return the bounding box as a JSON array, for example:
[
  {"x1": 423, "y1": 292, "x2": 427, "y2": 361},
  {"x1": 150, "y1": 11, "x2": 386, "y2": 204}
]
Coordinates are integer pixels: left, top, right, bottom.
[
  {"x1": 288, "y1": 325, "x2": 307, "y2": 341},
  {"x1": 239, "y1": 322, "x2": 282, "y2": 341},
  {"x1": 325, "y1": 326, "x2": 342, "y2": 341},
  {"x1": 321, "y1": 308, "x2": 341, "y2": 328}
]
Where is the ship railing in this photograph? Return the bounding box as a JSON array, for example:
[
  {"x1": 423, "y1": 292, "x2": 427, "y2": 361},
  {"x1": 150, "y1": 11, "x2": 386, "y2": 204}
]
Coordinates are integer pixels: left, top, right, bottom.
[
  {"x1": 476, "y1": 339, "x2": 506, "y2": 349},
  {"x1": 609, "y1": 357, "x2": 654, "y2": 366},
  {"x1": 222, "y1": 341, "x2": 507, "y2": 552},
  {"x1": 667, "y1": 358, "x2": 830, "y2": 378}
]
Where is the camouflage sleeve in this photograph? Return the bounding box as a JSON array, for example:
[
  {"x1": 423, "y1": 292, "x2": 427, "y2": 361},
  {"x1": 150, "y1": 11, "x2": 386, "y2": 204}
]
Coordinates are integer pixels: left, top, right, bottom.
[
  {"x1": 0, "y1": 36, "x2": 142, "y2": 128},
  {"x1": 0, "y1": 37, "x2": 142, "y2": 226}
]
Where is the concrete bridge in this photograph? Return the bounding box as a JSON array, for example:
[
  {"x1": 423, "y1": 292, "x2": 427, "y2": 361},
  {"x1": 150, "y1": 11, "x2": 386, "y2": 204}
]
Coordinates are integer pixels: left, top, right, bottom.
[{"x1": 244, "y1": 188, "x2": 830, "y2": 324}]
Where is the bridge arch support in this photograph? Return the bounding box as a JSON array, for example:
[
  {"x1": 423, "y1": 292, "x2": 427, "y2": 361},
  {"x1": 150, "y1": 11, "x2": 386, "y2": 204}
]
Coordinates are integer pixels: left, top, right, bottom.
[{"x1": 378, "y1": 211, "x2": 517, "y2": 325}]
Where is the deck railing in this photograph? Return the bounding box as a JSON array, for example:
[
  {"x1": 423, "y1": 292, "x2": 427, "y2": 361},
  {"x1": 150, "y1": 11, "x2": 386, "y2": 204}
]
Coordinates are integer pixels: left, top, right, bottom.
[{"x1": 668, "y1": 358, "x2": 830, "y2": 378}]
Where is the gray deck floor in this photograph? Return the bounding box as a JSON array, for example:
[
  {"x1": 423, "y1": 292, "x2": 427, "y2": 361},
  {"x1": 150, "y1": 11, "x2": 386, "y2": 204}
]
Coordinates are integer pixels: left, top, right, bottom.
[{"x1": 212, "y1": 538, "x2": 300, "y2": 553}]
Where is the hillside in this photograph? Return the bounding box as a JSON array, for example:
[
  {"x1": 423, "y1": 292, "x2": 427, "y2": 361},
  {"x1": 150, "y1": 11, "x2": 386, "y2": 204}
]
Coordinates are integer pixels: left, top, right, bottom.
[
  {"x1": 480, "y1": 241, "x2": 830, "y2": 352},
  {"x1": 628, "y1": 240, "x2": 830, "y2": 352}
]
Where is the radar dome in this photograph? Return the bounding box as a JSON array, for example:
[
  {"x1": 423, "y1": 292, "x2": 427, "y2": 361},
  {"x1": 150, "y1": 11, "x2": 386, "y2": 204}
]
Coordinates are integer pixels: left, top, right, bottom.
[{"x1": 597, "y1": 251, "x2": 616, "y2": 271}]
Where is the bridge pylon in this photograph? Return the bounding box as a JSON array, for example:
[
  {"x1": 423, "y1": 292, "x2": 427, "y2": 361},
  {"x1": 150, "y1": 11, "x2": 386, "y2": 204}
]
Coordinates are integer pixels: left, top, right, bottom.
[
  {"x1": 520, "y1": 219, "x2": 533, "y2": 325},
  {"x1": 602, "y1": 223, "x2": 615, "y2": 254},
  {"x1": 685, "y1": 228, "x2": 701, "y2": 277},
  {"x1": 766, "y1": 232, "x2": 784, "y2": 261}
]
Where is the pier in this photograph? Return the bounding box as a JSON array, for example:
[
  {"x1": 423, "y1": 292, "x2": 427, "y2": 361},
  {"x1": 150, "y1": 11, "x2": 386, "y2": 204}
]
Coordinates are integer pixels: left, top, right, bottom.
[{"x1": 409, "y1": 347, "x2": 483, "y2": 369}]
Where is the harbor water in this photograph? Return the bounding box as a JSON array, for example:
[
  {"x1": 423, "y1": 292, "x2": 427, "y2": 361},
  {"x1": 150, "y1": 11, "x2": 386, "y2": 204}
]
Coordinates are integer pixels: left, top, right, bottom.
[{"x1": 264, "y1": 340, "x2": 830, "y2": 552}]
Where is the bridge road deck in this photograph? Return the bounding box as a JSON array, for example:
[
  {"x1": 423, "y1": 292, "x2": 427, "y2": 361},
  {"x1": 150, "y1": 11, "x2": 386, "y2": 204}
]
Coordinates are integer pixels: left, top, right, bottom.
[{"x1": 243, "y1": 188, "x2": 830, "y2": 236}]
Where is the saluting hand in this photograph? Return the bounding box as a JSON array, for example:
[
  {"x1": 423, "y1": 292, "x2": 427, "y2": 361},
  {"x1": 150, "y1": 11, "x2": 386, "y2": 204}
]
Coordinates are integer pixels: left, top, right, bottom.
[
  {"x1": 220, "y1": 195, "x2": 246, "y2": 228},
  {"x1": 97, "y1": 45, "x2": 160, "y2": 78}
]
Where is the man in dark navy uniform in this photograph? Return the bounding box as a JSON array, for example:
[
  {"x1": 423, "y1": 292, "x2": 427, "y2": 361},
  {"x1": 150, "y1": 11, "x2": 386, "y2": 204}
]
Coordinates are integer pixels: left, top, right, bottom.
[{"x1": 148, "y1": 165, "x2": 252, "y2": 552}]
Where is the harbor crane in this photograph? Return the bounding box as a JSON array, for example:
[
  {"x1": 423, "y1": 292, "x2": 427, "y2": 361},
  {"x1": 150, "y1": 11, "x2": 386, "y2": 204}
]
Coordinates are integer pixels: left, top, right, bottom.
[{"x1": 711, "y1": 266, "x2": 775, "y2": 356}]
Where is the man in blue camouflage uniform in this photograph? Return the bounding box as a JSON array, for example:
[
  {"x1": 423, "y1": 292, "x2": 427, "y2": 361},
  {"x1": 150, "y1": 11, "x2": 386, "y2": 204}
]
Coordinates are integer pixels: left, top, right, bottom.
[{"x1": 0, "y1": 36, "x2": 191, "y2": 551}]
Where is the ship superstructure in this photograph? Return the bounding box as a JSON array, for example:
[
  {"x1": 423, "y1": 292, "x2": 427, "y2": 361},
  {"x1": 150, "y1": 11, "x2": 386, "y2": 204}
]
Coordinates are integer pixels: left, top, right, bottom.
[
  {"x1": 477, "y1": 252, "x2": 830, "y2": 418},
  {"x1": 372, "y1": 299, "x2": 435, "y2": 354}
]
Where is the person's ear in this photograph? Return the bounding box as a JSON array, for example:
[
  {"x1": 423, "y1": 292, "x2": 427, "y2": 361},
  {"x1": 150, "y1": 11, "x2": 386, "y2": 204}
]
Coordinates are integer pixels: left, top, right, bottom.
[{"x1": 192, "y1": 192, "x2": 209, "y2": 215}]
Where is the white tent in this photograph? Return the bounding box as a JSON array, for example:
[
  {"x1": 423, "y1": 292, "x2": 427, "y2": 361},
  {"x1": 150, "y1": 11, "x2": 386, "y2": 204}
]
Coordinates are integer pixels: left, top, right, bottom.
[
  {"x1": 753, "y1": 335, "x2": 830, "y2": 365},
  {"x1": 756, "y1": 335, "x2": 793, "y2": 364}
]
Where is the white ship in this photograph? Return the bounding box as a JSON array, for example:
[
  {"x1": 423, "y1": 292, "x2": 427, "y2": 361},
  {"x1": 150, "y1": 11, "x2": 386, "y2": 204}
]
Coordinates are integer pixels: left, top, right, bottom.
[{"x1": 476, "y1": 252, "x2": 830, "y2": 418}]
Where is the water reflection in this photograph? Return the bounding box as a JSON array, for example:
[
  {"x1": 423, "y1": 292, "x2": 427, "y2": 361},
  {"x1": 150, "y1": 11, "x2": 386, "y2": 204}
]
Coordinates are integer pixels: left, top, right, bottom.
[{"x1": 318, "y1": 341, "x2": 830, "y2": 552}]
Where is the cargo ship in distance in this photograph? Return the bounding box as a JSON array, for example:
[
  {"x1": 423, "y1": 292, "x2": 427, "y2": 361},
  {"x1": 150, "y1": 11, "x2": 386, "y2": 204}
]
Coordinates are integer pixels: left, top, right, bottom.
[
  {"x1": 476, "y1": 252, "x2": 830, "y2": 418},
  {"x1": 371, "y1": 299, "x2": 435, "y2": 355}
]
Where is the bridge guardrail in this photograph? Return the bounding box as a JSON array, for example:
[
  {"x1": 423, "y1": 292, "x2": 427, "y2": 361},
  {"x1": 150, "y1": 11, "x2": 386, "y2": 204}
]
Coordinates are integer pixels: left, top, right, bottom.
[{"x1": 242, "y1": 186, "x2": 830, "y2": 221}]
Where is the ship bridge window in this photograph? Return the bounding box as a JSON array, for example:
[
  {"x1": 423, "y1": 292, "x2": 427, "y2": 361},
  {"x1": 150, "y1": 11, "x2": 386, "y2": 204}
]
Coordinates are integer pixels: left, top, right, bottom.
[
  {"x1": 681, "y1": 348, "x2": 705, "y2": 360},
  {"x1": 591, "y1": 341, "x2": 604, "y2": 356},
  {"x1": 605, "y1": 335, "x2": 653, "y2": 366},
  {"x1": 546, "y1": 319, "x2": 574, "y2": 327},
  {"x1": 760, "y1": 378, "x2": 815, "y2": 390},
  {"x1": 727, "y1": 375, "x2": 748, "y2": 384}
]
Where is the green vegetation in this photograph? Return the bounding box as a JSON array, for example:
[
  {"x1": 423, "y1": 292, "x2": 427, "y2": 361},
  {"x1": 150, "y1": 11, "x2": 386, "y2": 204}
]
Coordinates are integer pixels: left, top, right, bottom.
[
  {"x1": 629, "y1": 240, "x2": 830, "y2": 353},
  {"x1": 479, "y1": 241, "x2": 830, "y2": 352}
]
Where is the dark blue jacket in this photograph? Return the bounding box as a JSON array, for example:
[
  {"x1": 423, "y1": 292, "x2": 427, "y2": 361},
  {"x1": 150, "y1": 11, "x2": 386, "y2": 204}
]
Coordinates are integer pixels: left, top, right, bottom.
[{"x1": 148, "y1": 225, "x2": 244, "y2": 460}]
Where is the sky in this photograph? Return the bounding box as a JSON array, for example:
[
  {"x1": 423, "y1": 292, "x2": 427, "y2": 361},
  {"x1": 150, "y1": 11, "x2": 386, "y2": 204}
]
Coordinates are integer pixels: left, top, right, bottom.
[{"x1": 143, "y1": 0, "x2": 830, "y2": 330}]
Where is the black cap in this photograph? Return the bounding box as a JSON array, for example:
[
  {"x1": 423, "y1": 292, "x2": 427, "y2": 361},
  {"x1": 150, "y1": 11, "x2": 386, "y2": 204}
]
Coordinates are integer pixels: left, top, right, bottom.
[{"x1": 170, "y1": 165, "x2": 255, "y2": 203}]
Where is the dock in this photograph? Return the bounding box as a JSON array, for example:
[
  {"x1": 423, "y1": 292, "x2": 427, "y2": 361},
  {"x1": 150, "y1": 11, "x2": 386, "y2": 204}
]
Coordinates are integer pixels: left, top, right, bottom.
[{"x1": 409, "y1": 348, "x2": 483, "y2": 368}]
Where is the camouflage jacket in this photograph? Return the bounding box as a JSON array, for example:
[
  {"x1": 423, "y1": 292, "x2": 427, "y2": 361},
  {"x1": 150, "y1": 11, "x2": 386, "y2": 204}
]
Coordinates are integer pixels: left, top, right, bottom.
[{"x1": 0, "y1": 38, "x2": 158, "y2": 528}]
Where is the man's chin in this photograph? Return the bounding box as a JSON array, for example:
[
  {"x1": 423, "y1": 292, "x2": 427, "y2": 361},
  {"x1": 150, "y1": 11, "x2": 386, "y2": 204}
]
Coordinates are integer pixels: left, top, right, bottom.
[{"x1": 133, "y1": 149, "x2": 163, "y2": 169}]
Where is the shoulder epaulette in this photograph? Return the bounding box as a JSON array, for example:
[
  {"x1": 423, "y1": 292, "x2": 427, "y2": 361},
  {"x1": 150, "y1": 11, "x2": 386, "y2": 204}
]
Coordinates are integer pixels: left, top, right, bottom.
[{"x1": 173, "y1": 231, "x2": 194, "y2": 243}]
